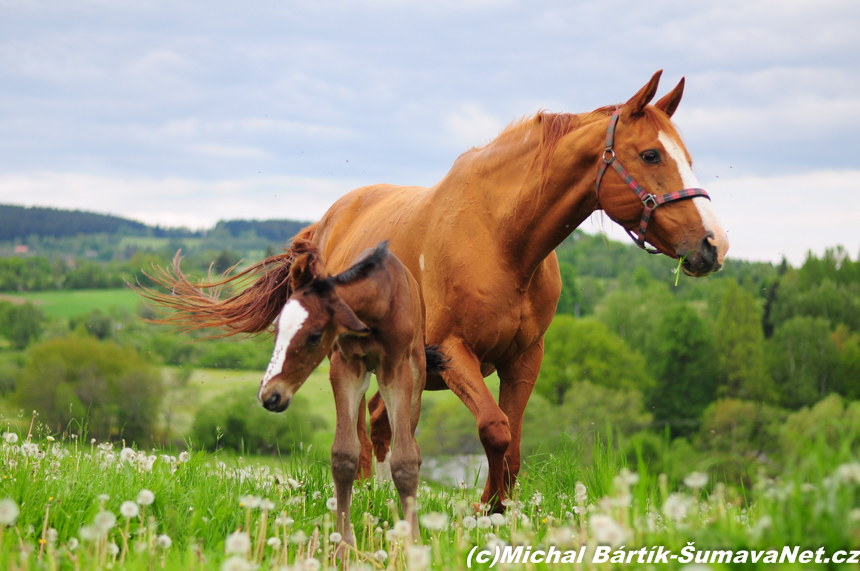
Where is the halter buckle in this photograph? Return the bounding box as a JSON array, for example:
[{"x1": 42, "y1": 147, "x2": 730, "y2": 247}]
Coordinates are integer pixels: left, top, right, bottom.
[
  {"x1": 602, "y1": 149, "x2": 615, "y2": 163},
  {"x1": 642, "y1": 194, "x2": 658, "y2": 209}
]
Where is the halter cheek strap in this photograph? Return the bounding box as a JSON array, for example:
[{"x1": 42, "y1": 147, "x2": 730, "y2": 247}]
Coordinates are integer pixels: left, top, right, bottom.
[{"x1": 595, "y1": 110, "x2": 710, "y2": 254}]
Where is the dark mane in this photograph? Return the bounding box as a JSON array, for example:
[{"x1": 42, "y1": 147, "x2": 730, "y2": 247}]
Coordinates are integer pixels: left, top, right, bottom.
[{"x1": 331, "y1": 241, "x2": 390, "y2": 285}]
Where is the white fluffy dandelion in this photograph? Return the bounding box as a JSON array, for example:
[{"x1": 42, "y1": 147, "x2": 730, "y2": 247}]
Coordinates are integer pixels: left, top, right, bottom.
[
  {"x1": 290, "y1": 530, "x2": 308, "y2": 544},
  {"x1": 490, "y1": 513, "x2": 507, "y2": 527},
  {"x1": 0, "y1": 498, "x2": 20, "y2": 526},
  {"x1": 156, "y1": 534, "x2": 172, "y2": 549},
  {"x1": 303, "y1": 557, "x2": 321, "y2": 571},
  {"x1": 221, "y1": 555, "x2": 252, "y2": 571},
  {"x1": 662, "y1": 493, "x2": 692, "y2": 523},
  {"x1": 120, "y1": 501, "x2": 139, "y2": 519},
  {"x1": 136, "y1": 489, "x2": 155, "y2": 506},
  {"x1": 476, "y1": 516, "x2": 492, "y2": 530},
  {"x1": 239, "y1": 495, "x2": 261, "y2": 509},
  {"x1": 393, "y1": 519, "x2": 412, "y2": 538},
  {"x1": 225, "y1": 531, "x2": 251, "y2": 554},
  {"x1": 2, "y1": 433, "x2": 18, "y2": 444},
  {"x1": 329, "y1": 532, "x2": 342, "y2": 544},
  {"x1": 266, "y1": 537, "x2": 282, "y2": 549},
  {"x1": 462, "y1": 516, "x2": 477, "y2": 530},
  {"x1": 94, "y1": 511, "x2": 117, "y2": 532},
  {"x1": 420, "y1": 512, "x2": 448, "y2": 531},
  {"x1": 374, "y1": 549, "x2": 388, "y2": 562},
  {"x1": 107, "y1": 543, "x2": 120, "y2": 556},
  {"x1": 67, "y1": 537, "x2": 79, "y2": 551},
  {"x1": 120, "y1": 448, "x2": 136, "y2": 462},
  {"x1": 684, "y1": 471, "x2": 709, "y2": 489},
  {"x1": 406, "y1": 545, "x2": 431, "y2": 571},
  {"x1": 178, "y1": 451, "x2": 189, "y2": 463},
  {"x1": 574, "y1": 482, "x2": 587, "y2": 503},
  {"x1": 325, "y1": 497, "x2": 337, "y2": 511},
  {"x1": 589, "y1": 514, "x2": 627, "y2": 547}
]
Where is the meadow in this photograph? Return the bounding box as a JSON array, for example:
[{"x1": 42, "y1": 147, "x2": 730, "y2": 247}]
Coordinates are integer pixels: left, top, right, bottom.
[
  {"x1": 0, "y1": 289, "x2": 141, "y2": 320},
  {"x1": 2, "y1": 420, "x2": 860, "y2": 570}
]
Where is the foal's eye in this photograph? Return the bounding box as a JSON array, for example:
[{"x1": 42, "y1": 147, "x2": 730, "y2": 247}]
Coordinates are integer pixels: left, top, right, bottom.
[
  {"x1": 640, "y1": 150, "x2": 661, "y2": 164},
  {"x1": 306, "y1": 332, "x2": 323, "y2": 347}
]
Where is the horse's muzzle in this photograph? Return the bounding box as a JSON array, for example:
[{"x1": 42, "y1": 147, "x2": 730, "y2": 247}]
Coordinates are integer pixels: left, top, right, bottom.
[
  {"x1": 681, "y1": 232, "x2": 722, "y2": 277},
  {"x1": 261, "y1": 391, "x2": 291, "y2": 413}
]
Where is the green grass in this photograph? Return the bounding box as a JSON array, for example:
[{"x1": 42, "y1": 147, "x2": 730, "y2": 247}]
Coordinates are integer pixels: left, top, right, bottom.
[
  {"x1": 1, "y1": 426, "x2": 859, "y2": 570},
  {"x1": 118, "y1": 236, "x2": 203, "y2": 250},
  {"x1": 2, "y1": 288, "x2": 141, "y2": 319}
]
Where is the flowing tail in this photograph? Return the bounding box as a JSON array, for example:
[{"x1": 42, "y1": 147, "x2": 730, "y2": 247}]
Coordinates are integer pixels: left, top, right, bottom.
[
  {"x1": 424, "y1": 345, "x2": 448, "y2": 374},
  {"x1": 134, "y1": 224, "x2": 320, "y2": 337}
]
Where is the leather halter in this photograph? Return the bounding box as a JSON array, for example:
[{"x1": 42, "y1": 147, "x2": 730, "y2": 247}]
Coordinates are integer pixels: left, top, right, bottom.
[{"x1": 595, "y1": 110, "x2": 710, "y2": 255}]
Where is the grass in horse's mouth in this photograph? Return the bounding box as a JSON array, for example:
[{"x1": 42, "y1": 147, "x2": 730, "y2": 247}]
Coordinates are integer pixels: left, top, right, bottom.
[{"x1": 674, "y1": 252, "x2": 691, "y2": 286}]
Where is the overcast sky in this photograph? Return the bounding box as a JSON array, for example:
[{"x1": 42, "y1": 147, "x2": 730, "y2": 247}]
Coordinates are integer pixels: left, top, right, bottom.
[{"x1": 1, "y1": 0, "x2": 858, "y2": 264}]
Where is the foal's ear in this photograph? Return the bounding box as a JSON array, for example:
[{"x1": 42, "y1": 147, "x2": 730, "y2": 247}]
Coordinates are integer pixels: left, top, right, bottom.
[
  {"x1": 654, "y1": 77, "x2": 685, "y2": 118},
  {"x1": 622, "y1": 69, "x2": 662, "y2": 120},
  {"x1": 289, "y1": 253, "x2": 316, "y2": 289},
  {"x1": 330, "y1": 297, "x2": 371, "y2": 336}
]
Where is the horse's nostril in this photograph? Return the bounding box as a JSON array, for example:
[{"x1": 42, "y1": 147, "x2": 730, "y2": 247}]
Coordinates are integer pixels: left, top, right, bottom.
[
  {"x1": 699, "y1": 233, "x2": 717, "y2": 265},
  {"x1": 263, "y1": 392, "x2": 281, "y2": 411}
]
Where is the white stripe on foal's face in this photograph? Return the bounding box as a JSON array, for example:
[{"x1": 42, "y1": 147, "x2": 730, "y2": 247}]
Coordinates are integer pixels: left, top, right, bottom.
[
  {"x1": 261, "y1": 299, "x2": 309, "y2": 389},
  {"x1": 658, "y1": 131, "x2": 729, "y2": 263}
]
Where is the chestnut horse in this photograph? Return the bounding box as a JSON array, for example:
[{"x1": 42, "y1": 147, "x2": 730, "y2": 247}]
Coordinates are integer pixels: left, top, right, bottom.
[
  {"x1": 141, "y1": 71, "x2": 728, "y2": 511},
  {"x1": 256, "y1": 242, "x2": 441, "y2": 546}
]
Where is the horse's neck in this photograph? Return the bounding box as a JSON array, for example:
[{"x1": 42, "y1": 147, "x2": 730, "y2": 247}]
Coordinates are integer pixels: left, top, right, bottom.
[
  {"x1": 437, "y1": 116, "x2": 605, "y2": 279},
  {"x1": 333, "y1": 275, "x2": 390, "y2": 326}
]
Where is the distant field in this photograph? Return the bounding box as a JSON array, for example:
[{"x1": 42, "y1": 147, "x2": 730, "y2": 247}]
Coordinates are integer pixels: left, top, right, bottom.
[
  {"x1": 3, "y1": 287, "x2": 141, "y2": 318},
  {"x1": 118, "y1": 236, "x2": 203, "y2": 249}
]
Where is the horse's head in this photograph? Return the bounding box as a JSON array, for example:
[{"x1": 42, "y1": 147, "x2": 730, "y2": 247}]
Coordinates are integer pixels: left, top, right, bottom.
[
  {"x1": 257, "y1": 252, "x2": 370, "y2": 413},
  {"x1": 596, "y1": 70, "x2": 729, "y2": 276}
]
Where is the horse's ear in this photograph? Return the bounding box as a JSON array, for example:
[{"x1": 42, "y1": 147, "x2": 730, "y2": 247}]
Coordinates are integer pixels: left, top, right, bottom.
[
  {"x1": 289, "y1": 253, "x2": 316, "y2": 289},
  {"x1": 621, "y1": 70, "x2": 663, "y2": 120},
  {"x1": 330, "y1": 296, "x2": 371, "y2": 336},
  {"x1": 654, "y1": 77, "x2": 685, "y2": 118}
]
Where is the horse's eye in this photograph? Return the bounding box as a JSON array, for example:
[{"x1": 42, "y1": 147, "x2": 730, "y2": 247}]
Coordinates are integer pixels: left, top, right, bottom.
[
  {"x1": 640, "y1": 150, "x2": 661, "y2": 164},
  {"x1": 306, "y1": 332, "x2": 323, "y2": 347}
]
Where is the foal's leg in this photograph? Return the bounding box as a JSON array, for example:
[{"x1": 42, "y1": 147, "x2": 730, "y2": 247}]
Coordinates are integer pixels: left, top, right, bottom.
[
  {"x1": 329, "y1": 355, "x2": 371, "y2": 548},
  {"x1": 496, "y1": 339, "x2": 543, "y2": 496},
  {"x1": 377, "y1": 355, "x2": 423, "y2": 541},
  {"x1": 441, "y1": 340, "x2": 511, "y2": 512},
  {"x1": 368, "y1": 391, "x2": 393, "y2": 481},
  {"x1": 356, "y1": 395, "x2": 373, "y2": 480}
]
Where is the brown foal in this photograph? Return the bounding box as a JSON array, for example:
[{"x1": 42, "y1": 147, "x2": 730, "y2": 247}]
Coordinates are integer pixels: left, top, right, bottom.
[{"x1": 256, "y1": 242, "x2": 439, "y2": 546}]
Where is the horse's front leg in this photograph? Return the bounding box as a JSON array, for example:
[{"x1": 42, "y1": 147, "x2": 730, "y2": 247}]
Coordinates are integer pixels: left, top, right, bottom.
[
  {"x1": 329, "y1": 354, "x2": 371, "y2": 549},
  {"x1": 376, "y1": 352, "x2": 424, "y2": 542},
  {"x1": 441, "y1": 340, "x2": 511, "y2": 512}
]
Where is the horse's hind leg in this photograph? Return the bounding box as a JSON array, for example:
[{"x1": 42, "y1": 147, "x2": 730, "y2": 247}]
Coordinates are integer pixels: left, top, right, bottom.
[
  {"x1": 356, "y1": 395, "x2": 373, "y2": 480},
  {"x1": 368, "y1": 391, "x2": 393, "y2": 480},
  {"x1": 377, "y1": 357, "x2": 423, "y2": 541},
  {"x1": 497, "y1": 340, "x2": 543, "y2": 495}
]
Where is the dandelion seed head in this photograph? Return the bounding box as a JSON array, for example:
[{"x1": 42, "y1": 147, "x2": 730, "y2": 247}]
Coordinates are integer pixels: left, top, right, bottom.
[
  {"x1": 220, "y1": 555, "x2": 252, "y2": 571},
  {"x1": 393, "y1": 519, "x2": 412, "y2": 538},
  {"x1": 476, "y1": 516, "x2": 492, "y2": 529},
  {"x1": 462, "y1": 516, "x2": 477, "y2": 530},
  {"x1": 0, "y1": 498, "x2": 20, "y2": 526},
  {"x1": 374, "y1": 549, "x2": 388, "y2": 561},
  {"x1": 419, "y1": 512, "x2": 448, "y2": 531},
  {"x1": 107, "y1": 543, "x2": 119, "y2": 556},
  {"x1": 684, "y1": 471, "x2": 709, "y2": 489},
  {"x1": 267, "y1": 537, "x2": 282, "y2": 549},
  {"x1": 156, "y1": 534, "x2": 172, "y2": 549},
  {"x1": 325, "y1": 497, "x2": 337, "y2": 511},
  {"x1": 67, "y1": 538, "x2": 78, "y2": 551},
  {"x1": 225, "y1": 531, "x2": 251, "y2": 554},
  {"x1": 94, "y1": 511, "x2": 116, "y2": 532},
  {"x1": 406, "y1": 545, "x2": 431, "y2": 570},
  {"x1": 589, "y1": 514, "x2": 626, "y2": 547},
  {"x1": 329, "y1": 532, "x2": 342, "y2": 543},
  {"x1": 290, "y1": 530, "x2": 308, "y2": 544},
  {"x1": 3, "y1": 433, "x2": 18, "y2": 444},
  {"x1": 120, "y1": 501, "x2": 139, "y2": 519},
  {"x1": 303, "y1": 557, "x2": 321, "y2": 571},
  {"x1": 136, "y1": 489, "x2": 155, "y2": 506}
]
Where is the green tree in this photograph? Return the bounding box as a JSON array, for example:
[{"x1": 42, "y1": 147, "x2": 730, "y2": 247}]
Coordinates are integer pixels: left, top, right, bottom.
[
  {"x1": 537, "y1": 315, "x2": 653, "y2": 405},
  {"x1": 16, "y1": 335, "x2": 163, "y2": 442},
  {"x1": 833, "y1": 325, "x2": 860, "y2": 400},
  {"x1": 648, "y1": 305, "x2": 718, "y2": 436},
  {"x1": 0, "y1": 301, "x2": 45, "y2": 349},
  {"x1": 554, "y1": 261, "x2": 580, "y2": 316},
  {"x1": 596, "y1": 277, "x2": 674, "y2": 353},
  {"x1": 714, "y1": 282, "x2": 775, "y2": 402},
  {"x1": 767, "y1": 316, "x2": 841, "y2": 409}
]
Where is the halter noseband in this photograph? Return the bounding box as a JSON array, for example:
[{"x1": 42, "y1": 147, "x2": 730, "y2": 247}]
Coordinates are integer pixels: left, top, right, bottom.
[{"x1": 595, "y1": 110, "x2": 710, "y2": 255}]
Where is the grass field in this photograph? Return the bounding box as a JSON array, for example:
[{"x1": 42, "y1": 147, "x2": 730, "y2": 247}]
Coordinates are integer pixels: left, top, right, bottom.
[
  {"x1": 1, "y1": 424, "x2": 860, "y2": 570},
  {"x1": 0, "y1": 288, "x2": 141, "y2": 319}
]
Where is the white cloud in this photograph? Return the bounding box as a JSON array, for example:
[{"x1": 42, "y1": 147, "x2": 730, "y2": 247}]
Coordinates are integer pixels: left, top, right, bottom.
[
  {"x1": 444, "y1": 104, "x2": 504, "y2": 149},
  {"x1": 0, "y1": 172, "x2": 355, "y2": 230}
]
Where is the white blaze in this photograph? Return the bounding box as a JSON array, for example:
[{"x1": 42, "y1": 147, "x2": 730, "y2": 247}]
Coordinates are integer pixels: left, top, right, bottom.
[
  {"x1": 658, "y1": 131, "x2": 729, "y2": 263},
  {"x1": 261, "y1": 299, "x2": 309, "y2": 388}
]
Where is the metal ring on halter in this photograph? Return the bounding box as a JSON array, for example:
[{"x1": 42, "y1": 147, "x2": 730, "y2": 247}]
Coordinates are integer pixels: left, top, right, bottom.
[
  {"x1": 602, "y1": 149, "x2": 615, "y2": 163},
  {"x1": 642, "y1": 194, "x2": 658, "y2": 209}
]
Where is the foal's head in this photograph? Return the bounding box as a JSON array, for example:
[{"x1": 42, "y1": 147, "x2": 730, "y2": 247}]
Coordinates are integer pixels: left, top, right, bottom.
[{"x1": 258, "y1": 252, "x2": 370, "y2": 413}]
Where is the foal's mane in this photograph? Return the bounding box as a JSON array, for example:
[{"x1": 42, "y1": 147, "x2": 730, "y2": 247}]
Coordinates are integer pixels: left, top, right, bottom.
[{"x1": 308, "y1": 241, "x2": 390, "y2": 296}]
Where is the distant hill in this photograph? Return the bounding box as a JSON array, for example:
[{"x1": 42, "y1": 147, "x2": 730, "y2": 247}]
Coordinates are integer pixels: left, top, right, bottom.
[
  {"x1": 214, "y1": 219, "x2": 311, "y2": 243},
  {"x1": 0, "y1": 203, "x2": 311, "y2": 243}
]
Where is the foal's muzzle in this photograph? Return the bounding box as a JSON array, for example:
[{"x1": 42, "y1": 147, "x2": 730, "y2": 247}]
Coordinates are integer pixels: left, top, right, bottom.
[{"x1": 261, "y1": 391, "x2": 291, "y2": 413}]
